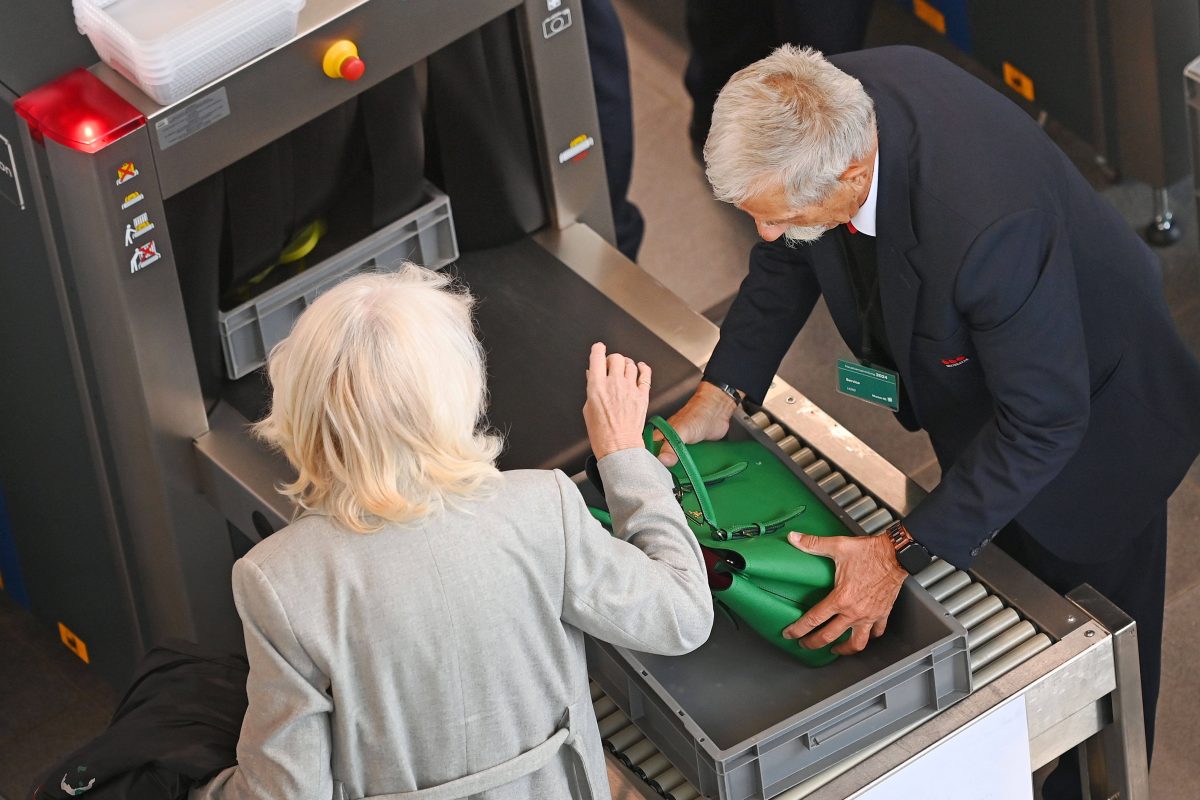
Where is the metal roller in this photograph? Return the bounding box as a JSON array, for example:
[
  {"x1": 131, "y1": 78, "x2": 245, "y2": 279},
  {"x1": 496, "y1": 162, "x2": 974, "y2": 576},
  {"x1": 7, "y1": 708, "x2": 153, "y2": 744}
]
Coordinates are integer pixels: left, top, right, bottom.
[
  {"x1": 829, "y1": 484, "x2": 862, "y2": 507},
  {"x1": 970, "y1": 621, "x2": 1036, "y2": 671},
  {"x1": 843, "y1": 495, "x2": 878, "y2": 520},
  {"x1": 638, "y1": 753, "x2": 672, "y2": 780},
  {"x1": 859, "y1": 508, "x2": 894, "y2": 533},
  {"x1": 967, "y1": 607, "x2": 1021, "y2": 650},
  {"x1": 955, "y1": 595, "x2": 1004, "y2": 629},
  {"x1": 749, "y1": 411, "x2": 771, "y2": 429},
  {"x1": 592, "y1": 695, "x2": 617, "y2": 721},
  {"x1": 941, "y1": 583, "x2": 988, "y2": 616},
  {"x1": 974, "y1": 634, "x2": 1052, "y2": 689},
  {"x1": 777, "y1": 435, "x2": 802, "y2": 454},
  {"x1": 816, "y1": 471, "x2": 847, "y2": 493},
  {"x1": 914, "y1": 559, "x2": 955, "y2": 588},
  {"x1": 597, "y1": 709, "x2": 630, "y2": 739},
  {"x1": 670, "y1": 786, "x2": 700, "y2": 800},
  {"x1": 590, "y1": 682, "x2": 605, "y2": 702},
  {"x1": 621, "y1": 737, "x2": 659, "y2": 766},
  {"x1": 927, "y1": 571, "x2": 971, "y2": 603},
  {"x1": 763, "y1": 423, "x2": 786, "y2": 441},
  {"x1": 654, "y1": 767, "x2": 687, "y2": 793},
  {"x1": 791, "y1": 447, "x2": 817, "y2": 467},
  {"x1": 607, "y1": 723, "x2": 643, "y2": 752},
  {"x1": 803, "y1": 459, "x2": 832, "y2": 480}
]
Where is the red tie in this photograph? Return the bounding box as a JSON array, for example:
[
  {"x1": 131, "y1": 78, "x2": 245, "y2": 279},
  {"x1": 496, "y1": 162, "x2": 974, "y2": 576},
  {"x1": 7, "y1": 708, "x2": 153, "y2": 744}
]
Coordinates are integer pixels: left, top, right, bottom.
[{"x1": 846, "y1": 221, "x2": 858, "y2": 235}]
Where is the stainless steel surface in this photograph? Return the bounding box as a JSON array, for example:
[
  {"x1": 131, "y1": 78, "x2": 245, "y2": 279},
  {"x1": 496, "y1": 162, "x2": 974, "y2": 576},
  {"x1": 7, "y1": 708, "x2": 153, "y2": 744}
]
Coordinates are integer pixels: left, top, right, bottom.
[
  {"x1": 1069, "y1": 585, "x2": 1152, "y2": 800},
  {"x1": 795, "y1": 626, "x2": 1114, "y2": 799},
  {"x1": 534, "y1": 224, "x2": 721, "y2": 369},
  {"x1": 94, "y1": 0, "x2": 518, "y2": 197}
]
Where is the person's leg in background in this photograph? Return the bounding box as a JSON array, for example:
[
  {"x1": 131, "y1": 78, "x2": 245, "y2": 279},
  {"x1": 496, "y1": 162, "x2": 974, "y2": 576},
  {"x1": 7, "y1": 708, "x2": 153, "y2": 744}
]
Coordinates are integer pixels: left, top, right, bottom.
[
  {"x1": 684, "y1": 0, "x2": 775, "y2": 148},
  {"x1": 580, "y1": 0, "x2": 645, "y2": 261},
  {"x1": 770, "y1": 0, "x2": 873, "y2": 60},
  {"x1": 996, "y1": 507, "x2": 1167, "y2": 799},
  {"x1": 684, "y1": 0, "x2": 874, "y2": 150}
]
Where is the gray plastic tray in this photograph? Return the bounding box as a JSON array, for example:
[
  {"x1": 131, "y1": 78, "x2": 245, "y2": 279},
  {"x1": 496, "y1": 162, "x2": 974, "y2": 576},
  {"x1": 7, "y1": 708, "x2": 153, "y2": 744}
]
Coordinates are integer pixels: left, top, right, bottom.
[
  {"x1": 218, "y1": 183, "x2": 457, "y2": 379},
  {"x1": 584, "y1": 414, "x2": 971, "y2": 799}
]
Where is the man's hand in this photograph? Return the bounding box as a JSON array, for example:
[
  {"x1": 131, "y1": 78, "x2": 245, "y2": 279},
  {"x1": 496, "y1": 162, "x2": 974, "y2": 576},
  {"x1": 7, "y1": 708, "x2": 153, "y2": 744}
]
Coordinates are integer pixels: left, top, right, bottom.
[
  {"x1": 657, "y1": 382, "x2": 738, "y2": 466},
  {"x1": 782, "y1": 532, "x2": 907, "y2": 655}
]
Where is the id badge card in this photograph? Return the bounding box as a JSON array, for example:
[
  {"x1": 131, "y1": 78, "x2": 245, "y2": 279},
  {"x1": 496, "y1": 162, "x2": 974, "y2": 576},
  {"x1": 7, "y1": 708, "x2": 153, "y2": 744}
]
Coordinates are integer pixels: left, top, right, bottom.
[{"x1": 837, "y1": 359, "x2": 900, "y2": 411}]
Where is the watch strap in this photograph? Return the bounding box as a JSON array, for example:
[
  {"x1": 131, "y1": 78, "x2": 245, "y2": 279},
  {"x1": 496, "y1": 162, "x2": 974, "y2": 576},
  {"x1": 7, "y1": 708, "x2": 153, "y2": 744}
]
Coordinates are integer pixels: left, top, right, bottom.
[
  {"x1": 885, "y1": 520, "x2": 933, "y2": 575},
  {"x1": 702, "y1": 376, "x2": 743, "y2": 406}
]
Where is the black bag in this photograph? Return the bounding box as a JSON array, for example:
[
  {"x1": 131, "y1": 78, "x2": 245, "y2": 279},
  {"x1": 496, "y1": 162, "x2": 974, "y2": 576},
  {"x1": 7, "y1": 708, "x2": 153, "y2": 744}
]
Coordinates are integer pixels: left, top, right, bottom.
[{"x1": 30, "y1": 641, "x2": 248, "y2": 800}]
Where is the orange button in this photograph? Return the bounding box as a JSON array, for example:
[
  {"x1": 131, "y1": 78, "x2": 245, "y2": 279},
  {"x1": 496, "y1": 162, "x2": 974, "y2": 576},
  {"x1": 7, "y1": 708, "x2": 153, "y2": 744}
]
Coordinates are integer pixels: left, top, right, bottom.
[{"x1": 323, "y1": 40, "x2": 365, "y2": 81}]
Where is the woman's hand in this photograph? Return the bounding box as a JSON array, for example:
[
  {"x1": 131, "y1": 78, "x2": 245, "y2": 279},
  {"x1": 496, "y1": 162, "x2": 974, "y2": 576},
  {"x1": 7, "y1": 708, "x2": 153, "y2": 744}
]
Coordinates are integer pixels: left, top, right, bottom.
[{"x1": 583, "y1": 342, "x2": 652, "y2": 460}]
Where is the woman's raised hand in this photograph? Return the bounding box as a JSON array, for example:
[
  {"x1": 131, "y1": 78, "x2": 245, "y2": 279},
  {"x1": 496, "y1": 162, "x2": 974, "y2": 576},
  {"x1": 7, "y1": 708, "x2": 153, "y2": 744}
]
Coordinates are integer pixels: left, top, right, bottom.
[{"x1": 583, "y1": 342, "x2": 652, "y2": 460}]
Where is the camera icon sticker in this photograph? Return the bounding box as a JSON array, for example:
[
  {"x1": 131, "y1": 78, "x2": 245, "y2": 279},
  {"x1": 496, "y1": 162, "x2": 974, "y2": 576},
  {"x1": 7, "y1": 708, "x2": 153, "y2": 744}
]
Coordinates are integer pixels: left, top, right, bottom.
[{"x1": 542, "y1": 8, "x2": 572, "y2": 39}]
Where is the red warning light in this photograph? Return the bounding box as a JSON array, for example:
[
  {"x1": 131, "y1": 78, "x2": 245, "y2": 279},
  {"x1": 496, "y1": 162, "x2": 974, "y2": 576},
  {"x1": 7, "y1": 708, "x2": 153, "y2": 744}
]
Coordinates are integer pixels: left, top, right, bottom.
[{"x1": 14, "y1": 69, "x2": 145, "y2": 154}]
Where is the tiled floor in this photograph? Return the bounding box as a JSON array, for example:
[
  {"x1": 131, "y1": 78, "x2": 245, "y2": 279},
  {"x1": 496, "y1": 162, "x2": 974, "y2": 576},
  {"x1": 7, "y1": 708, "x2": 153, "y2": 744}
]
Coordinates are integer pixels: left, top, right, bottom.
[{"x1": 1, "y1": 1, "x2": 1199, "y2": 797}]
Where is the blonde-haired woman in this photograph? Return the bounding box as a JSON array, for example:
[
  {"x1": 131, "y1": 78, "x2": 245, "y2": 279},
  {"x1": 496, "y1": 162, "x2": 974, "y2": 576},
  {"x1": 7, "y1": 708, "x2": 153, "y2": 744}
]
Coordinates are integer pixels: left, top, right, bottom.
[{"x1": 193, "y1": 265, "x2": 713, "y2": 800}]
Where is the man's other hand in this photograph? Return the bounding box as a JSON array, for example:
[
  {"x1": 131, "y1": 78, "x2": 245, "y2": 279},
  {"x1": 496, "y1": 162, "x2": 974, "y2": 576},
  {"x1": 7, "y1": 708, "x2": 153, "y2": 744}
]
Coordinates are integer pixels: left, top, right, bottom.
[
  {"x1": 782, "y1": 532, "x2": 907, "y2": 655},
  {"x1": 657, "y1": 382, "x2": 738, "y2": 466}
]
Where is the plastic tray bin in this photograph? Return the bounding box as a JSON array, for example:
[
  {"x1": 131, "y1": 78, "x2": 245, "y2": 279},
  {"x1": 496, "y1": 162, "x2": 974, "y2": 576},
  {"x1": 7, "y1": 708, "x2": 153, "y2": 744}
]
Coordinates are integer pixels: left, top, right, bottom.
[
  {"x1": 74, "y1": 0, "x2": 306, "y2": 105},
  {"x1": 218, "y1": 183, "x2": 457, "y2": 380},
  {"x1": 584, "y1": 414, "x2": 972, "y2": 800}
]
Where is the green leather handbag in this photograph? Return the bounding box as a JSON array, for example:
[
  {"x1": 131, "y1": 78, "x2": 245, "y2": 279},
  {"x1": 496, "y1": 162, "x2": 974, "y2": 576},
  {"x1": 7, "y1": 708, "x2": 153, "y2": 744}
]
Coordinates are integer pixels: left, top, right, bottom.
[{"x1": 643, "y1": 416, "x2": 852, "y2": 667}]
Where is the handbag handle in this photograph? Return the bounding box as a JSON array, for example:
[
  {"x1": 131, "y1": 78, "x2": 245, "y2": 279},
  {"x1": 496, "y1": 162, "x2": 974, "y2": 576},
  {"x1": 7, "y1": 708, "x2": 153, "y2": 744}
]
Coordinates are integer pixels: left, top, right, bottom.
[
  {"x1": 645, "y1": 416, "x2": 807, "y2": 541},
  {"x1": 644, "y1": 416, "x2": 722, "y2": 532}
]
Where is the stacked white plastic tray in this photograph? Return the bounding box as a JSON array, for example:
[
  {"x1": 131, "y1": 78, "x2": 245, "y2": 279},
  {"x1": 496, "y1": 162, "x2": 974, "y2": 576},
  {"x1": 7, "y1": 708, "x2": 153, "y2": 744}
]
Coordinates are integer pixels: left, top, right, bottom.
[{"x1": 74, "y1": 0, "x2": 306, "y2": 105}]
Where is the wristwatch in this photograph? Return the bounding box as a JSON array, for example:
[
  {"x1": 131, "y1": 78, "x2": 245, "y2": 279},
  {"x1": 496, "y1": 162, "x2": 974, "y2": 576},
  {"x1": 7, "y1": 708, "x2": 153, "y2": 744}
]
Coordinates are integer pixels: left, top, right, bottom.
[
  {"x1": 884, "y1": 520, "x2": 933, "y2": 575},
  {"x1": 702, "y1": 376, "x2": 743, "y2": 406}
]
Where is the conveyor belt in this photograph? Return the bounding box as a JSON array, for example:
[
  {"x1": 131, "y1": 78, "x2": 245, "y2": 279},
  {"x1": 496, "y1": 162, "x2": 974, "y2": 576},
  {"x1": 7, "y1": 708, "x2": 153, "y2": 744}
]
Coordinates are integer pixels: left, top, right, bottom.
[
  {"x1": 454, "y1": 238, "x2": 701, "y2": 474},
  {"x1": 590, "y1": 407, "x2": 1052, "y2": 799}
]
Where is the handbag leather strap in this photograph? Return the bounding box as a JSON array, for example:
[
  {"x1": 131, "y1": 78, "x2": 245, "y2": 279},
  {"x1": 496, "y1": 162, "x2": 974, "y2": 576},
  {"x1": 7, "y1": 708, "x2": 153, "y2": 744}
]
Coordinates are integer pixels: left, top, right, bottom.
[
  {"x1": 645, "y1": 416, "x2": 806, "y2": 541},
  {"x1": 645, "y1": 416, "x2": 721, "y2": 531}
]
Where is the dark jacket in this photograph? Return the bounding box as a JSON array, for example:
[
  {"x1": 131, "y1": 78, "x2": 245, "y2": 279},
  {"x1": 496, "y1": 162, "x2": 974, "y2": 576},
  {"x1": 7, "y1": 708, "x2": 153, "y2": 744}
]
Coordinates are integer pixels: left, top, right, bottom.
[
  {"x1": 705, "y1": 45, "x2": 1200, "y2": 568},
  {"x1": 30, "y1": 641, "x2": 247, "y2": 800}
]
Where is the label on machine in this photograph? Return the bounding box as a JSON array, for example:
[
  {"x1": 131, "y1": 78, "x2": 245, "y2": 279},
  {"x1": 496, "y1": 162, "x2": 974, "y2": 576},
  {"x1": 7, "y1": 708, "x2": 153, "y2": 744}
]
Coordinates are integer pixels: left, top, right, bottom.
[{"x1": 154, "y1": 88, "x2": 231, "y2": 151}]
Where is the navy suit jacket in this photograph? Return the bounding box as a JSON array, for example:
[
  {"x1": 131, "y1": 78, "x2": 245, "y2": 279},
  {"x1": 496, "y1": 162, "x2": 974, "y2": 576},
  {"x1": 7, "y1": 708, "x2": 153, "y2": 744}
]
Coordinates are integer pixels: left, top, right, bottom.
[{"x1": 705, "y1": 46, "x2": 1200, "y2": 568}]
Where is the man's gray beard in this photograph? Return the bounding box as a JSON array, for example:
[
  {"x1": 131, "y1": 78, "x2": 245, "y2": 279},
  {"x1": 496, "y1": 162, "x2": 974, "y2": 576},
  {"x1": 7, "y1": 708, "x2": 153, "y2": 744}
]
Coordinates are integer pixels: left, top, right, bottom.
[{"x1": 783, "y1": 224, "x2": 828, "y2": 245}]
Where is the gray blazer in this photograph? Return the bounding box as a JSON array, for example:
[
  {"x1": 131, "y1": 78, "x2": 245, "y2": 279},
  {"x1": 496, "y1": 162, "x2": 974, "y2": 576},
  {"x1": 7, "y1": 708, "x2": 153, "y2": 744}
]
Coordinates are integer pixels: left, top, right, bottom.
[{"x1": 192, "y1": 448, "x2": 713, "y2": 799}]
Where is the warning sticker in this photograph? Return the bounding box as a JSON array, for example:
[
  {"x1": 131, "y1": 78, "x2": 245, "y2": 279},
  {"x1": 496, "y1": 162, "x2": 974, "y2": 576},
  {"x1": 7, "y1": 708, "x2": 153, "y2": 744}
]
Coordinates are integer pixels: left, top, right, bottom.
[
  {"x1": 124, "y1": 212, "x2": 155, "y2": 245},
  {"x1": 115, "y1": 161, "x2": 138, "y2": 185},
  {"x1": 1003, "y1": 62, "x2": 1036, "y2": 102},
  {"x1": 130, "y1": 240, "x2": 162, "y2": 274},
  {"x1": 557, "y1": 134, "x2": 595, "y2": 164},
  {"x1": 121, "y1": 190, "x2": 144, "y2": 210},
  {"x1": 58, "y1": 621, "x2": 90, "y2": 663}
]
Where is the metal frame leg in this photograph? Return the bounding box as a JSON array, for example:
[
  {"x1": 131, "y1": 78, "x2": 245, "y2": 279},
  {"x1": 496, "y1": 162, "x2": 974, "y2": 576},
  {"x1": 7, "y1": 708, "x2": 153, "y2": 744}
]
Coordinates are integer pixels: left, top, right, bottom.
[
  {"x1": 1067, "y1": 585, "x2": 1150, "y2": 800},
  {"x1": 1145, "y1": 186, "x2": 1183, "y2": 246}
]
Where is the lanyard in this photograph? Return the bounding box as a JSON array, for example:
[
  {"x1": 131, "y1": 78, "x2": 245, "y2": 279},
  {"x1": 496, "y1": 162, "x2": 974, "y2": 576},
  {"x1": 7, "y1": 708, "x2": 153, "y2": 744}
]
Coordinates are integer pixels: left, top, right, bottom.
[{"x1": 841, "y1": 226, "x2": 886, "y2": 366}]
